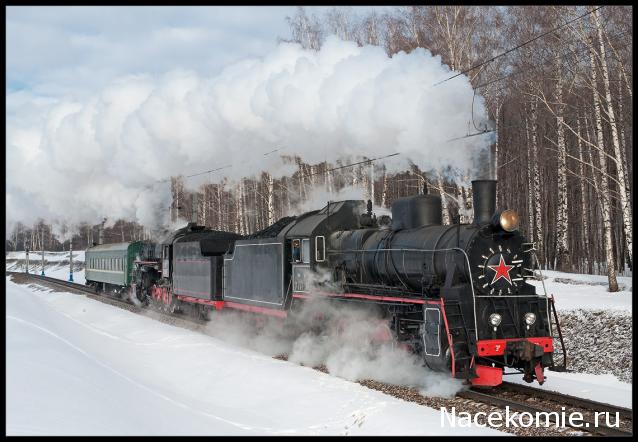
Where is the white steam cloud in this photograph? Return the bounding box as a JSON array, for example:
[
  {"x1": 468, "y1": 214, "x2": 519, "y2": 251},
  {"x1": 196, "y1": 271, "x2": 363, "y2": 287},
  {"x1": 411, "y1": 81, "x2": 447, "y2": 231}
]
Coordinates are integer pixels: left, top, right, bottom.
[
  {"x1": 291, "y1": 184, "x2": 389, "y2": 218},
  {"x1": 7, "y1": 36, "x2": 491, "y2": 235},
  {"x1": 203, "y1": 298, "x2": 464, "y2": 398}
]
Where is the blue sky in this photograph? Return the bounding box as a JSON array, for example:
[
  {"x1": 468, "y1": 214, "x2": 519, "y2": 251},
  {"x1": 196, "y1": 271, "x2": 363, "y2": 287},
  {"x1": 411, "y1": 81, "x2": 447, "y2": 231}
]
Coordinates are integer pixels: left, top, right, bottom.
[{"x1": 6, "y1": 6, "x2": 388, "y2": 101}]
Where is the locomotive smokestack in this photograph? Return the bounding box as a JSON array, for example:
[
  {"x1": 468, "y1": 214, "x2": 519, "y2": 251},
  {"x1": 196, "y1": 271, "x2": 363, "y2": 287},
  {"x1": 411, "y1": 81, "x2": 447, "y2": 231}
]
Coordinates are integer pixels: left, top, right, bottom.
[{"x1": 472, "y1": 180, "x2": 497, "y2": 225}]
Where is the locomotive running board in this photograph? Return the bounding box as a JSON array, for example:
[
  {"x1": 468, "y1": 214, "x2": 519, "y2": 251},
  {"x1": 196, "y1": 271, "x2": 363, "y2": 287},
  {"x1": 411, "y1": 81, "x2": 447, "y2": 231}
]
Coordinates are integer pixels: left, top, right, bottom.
[
  {"x1": 292, "y1": 291, "x2": 427, "y2": 304},
  {"x1": 175, "y1": 295, "x2": 288, "y2": 318}
]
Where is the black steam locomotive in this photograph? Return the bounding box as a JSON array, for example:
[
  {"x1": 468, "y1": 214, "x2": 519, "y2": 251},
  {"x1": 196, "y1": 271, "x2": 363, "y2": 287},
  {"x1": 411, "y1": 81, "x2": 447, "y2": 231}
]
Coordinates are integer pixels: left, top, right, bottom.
[{"x1": 122, "y1": 179, "x2": 563, "y2": 387}]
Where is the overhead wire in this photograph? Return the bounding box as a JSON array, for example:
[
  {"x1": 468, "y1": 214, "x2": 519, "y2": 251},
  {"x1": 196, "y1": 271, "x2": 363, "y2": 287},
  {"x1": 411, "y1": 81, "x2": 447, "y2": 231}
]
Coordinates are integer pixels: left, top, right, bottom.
[
  {"x1": 474, "y1": 27, "x2": 632, "y2": 91},
  {"x1": 305, "y1": 152, "x2": 401, "y2": 178},
  {"x1": 456, "y1": 9, "x2": 625, "y2": 144},
  {"x1": 432, "y1": 5, "x2": 605, "y2": 87}
]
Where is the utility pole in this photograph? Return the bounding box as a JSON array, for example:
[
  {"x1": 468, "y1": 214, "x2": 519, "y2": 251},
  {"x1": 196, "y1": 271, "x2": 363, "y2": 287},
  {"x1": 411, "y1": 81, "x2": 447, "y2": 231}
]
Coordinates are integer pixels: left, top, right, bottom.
[
  {"x1": 98, "y1": 219, "x2": 105, "y2": 245},
  {"x1": 40, "y1": 225, "x2": 45, "y2": 276},
  {"x1": 69, "y1": 238, "x2": 74, "y2": 282}
]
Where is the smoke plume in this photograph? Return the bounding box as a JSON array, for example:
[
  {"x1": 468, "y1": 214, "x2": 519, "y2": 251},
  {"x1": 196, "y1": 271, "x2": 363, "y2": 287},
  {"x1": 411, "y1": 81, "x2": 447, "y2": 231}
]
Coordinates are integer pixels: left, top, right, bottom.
[{"x1": 7, "y1": 36, "x2": 491, "y2": 235}]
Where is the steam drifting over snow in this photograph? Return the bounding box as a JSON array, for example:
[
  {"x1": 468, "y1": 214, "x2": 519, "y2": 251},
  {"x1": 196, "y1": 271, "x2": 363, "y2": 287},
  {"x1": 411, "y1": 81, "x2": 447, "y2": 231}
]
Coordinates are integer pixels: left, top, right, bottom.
[
  {"x1": 202, "y1": 298, "x2": 464, "y2": 398},
  {"x1": 8, "y1": 36, "x2": 490, "y2": 232}
]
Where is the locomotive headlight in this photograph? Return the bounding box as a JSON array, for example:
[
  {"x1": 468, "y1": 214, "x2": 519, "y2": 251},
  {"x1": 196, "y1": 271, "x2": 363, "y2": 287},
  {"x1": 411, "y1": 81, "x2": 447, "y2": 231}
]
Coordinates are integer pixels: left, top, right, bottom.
[
  {"x1": 489, "y1": 313, "x2": 502, "y2": 327},
  {"x1": 499, "y1": 209, "x2": 520, "y2": 232},
  {"x1": 524, "y1": 312, "x2": 536, "y2": 325}
]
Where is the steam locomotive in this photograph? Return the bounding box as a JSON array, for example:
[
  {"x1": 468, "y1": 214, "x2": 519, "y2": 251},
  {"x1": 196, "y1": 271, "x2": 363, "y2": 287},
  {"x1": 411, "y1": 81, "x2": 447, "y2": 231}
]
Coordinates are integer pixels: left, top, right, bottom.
[{"x1": 87, "y1": 179, "x2": 564, "y2": 387}]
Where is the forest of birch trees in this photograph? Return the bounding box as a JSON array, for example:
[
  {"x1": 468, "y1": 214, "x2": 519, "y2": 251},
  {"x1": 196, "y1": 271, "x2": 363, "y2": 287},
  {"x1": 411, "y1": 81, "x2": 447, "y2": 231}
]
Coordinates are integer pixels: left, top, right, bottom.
[{"x1": 8, "y1": 6, "x2": 632, "y2": 290}]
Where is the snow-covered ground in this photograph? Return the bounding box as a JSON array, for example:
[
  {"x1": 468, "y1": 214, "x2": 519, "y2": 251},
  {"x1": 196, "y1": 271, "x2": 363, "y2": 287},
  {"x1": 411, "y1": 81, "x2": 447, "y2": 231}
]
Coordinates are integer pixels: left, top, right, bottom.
[
  {"x1": 6, "y1": 277, "x2": 503, "y2": 436},
  {"x1": 528, "y1": 270, "x2": 632, "y2": 313}
]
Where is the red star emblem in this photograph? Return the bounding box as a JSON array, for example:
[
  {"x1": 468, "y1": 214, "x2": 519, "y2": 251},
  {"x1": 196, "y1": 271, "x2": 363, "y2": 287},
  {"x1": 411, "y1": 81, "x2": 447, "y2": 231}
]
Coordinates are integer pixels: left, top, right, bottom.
[{"x1": 488, "y1": 255, "x2": 515, "y2": 285}]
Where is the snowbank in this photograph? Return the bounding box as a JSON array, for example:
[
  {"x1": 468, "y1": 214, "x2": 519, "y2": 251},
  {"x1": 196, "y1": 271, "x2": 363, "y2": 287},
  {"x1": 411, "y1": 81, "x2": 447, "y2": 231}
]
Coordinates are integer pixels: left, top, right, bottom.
[
  {"x1": 528, "y1": 270, "x2": 631, "y2": 313},
  {"x1": 6, "y1": 278, "x2": 503, "y2": 436}
]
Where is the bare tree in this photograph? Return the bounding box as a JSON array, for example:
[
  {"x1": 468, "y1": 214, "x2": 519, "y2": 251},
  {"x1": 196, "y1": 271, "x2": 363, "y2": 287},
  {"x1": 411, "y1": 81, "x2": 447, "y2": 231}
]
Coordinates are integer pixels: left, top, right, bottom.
[{"x1": 283, "y1": 7, "x2": 323, "y2": 50}]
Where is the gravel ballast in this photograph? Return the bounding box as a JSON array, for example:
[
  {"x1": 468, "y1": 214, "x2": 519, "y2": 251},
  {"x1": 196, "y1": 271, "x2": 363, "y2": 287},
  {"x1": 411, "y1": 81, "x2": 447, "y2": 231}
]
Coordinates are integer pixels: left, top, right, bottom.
[{"x1": 554, "y1": 309, "x2": 632, "y2": 383}]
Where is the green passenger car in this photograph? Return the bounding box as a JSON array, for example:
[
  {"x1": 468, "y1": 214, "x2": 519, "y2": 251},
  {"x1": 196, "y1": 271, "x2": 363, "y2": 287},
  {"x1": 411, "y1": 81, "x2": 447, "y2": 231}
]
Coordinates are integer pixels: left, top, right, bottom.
[{"x1": 85, "y1": 241, "x2": 146, "y2": 288}]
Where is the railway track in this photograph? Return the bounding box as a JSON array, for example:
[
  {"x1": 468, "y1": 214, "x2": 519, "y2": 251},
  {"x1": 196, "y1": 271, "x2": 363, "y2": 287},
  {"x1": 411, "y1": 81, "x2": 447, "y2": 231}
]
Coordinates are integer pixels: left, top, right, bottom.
[
  {"x1": 458, "y1": 382, "x2": 633, "y2": 436},
  {"x1": 500, "y1": 381, "x2": 632, "y2": 422},
  {"x1": 6, "y1": 271, "x2": 209, "y2": 329},
  {"x1": 8, "y1": 271, "x2": 633, "y2": 436},
  {"x1": 11, "y1": 272, "x2": 99, "y2": 295}
]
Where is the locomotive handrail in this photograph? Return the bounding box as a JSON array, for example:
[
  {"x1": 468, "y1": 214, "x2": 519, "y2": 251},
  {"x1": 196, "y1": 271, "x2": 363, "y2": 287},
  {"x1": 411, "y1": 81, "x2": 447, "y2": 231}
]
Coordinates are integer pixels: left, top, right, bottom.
[
  {"x1": 530, "y1": 250, "x2": 554, "y2": 341},
  {"x1": 328, "y1": 246, "x2": 479, "y2": 341},
  {"x1": 530, "y1": 250, "x2": 550, "y2": 297}
]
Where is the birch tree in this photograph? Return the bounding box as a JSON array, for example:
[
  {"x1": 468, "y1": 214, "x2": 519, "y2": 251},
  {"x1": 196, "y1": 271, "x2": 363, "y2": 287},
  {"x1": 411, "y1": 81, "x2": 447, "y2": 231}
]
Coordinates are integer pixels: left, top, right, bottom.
[
  {"x1": 437, "y1": 172, "x2": 450, "y2": 225},
  {"x1": 588, "y1": 35, "x2": 619, "y2": 291},
  {"x1": 266, "y1": 172, "x2": 275, "y2": 226},
  {"x1": 553, "y1": 45, "x2": 570, "y2": 271},
  {"x1": 592, "y1": 6, "x2": 632, "y2": 269}
]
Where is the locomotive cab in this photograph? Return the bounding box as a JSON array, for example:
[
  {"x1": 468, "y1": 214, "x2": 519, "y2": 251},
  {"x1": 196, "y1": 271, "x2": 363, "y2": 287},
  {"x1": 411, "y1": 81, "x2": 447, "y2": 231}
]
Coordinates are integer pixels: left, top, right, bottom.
[{"x1": 283, "y1": 200, "x2": 367, "y2": 294}]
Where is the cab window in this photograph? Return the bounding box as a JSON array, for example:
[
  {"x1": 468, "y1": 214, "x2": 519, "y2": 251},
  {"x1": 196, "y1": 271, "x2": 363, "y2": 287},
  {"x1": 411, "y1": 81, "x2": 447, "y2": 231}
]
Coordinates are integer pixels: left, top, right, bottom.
[
  {"x1": 316, "y1": 236, "x2": 326, "y2": 262},
  {"x1": 301, "y1": 239, "x2": 310, "y2": 264},
  {"x1": 292, "y1": 239, "x2": 301, "y2": 262}
]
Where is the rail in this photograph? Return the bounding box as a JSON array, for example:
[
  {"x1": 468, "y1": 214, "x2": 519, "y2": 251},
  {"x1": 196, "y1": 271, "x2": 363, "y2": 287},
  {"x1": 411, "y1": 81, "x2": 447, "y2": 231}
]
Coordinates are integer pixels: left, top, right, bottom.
[
  {"x1": 460, "y1": 385, "x2": 633, "y2": 436},
  {"x1": 7, "y1": 271, "x2": 98, "y2": 295},
  {"x1": 500, "y1": 381, "x2": 632, "y2": 421}
]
